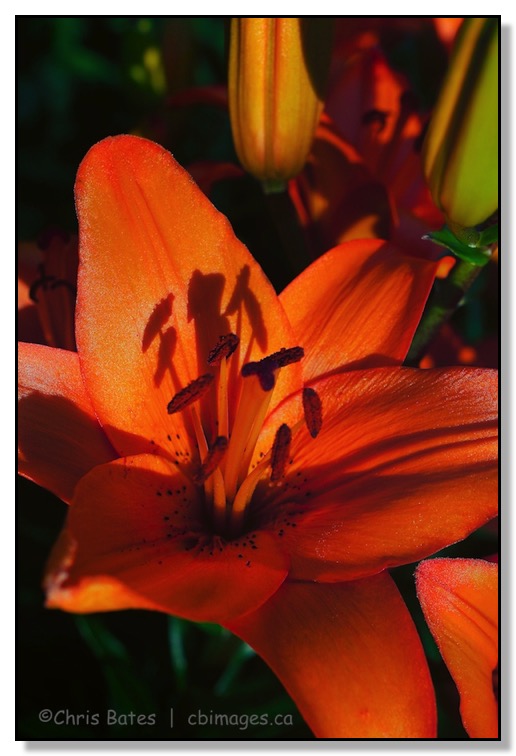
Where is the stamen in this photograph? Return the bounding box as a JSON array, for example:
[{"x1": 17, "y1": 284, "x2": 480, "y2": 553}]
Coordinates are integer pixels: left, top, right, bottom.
[
  {"x1": 241, "y1": 361, "x2": 276, "y2": 390},
  {"x1": 194, "y1": 436, "x2": 228, "y2": 484},
  {"x1": 217, "y1": 355, "x2": 230, "y2": 437},
  {"x1": 29, "y1": 271, "x2": 56, "y2": 303},
  {"x1": 230, "y1": 445, "x2": 273, "y2": 532},
  {"x1": 167, "y1": 373, "x2": 214, "y2": 414},
  {"x1": 241, "y1": 346, "x2": 304, "y2": 391},
  {"x1": 223, "y1": 375, "x2": 274, "y2": 502},
  {"x1": 270, "y1": 424, "x2": 292, "y2": 482},
  {"x1": 50, "y1": 279, "x2": 76, "y2": 294},
  {"x1": 302, "y1": 387, "x2": 323, "y2": 438},
  {"x1": 269, "y1": 346, "x2": 305, "y2": 368},
  {"x1": 207, "y1": 334, "x2": 240, "y2": 438},
  {"x1": 207, "y1": 333, "x2": 239, "y2": 365},
  {"x1": 237, "y1": 397, "x2": 274, "y2": 488},
  {"x1": 211, "y1": 467, "x2": 227, "y2": 531},
  {"x1": 29, "y1": 266, "x2": 59, "y2": 348},
  {"x1": 230, "y1": 414, "x2": 312, "y2": 536},
  {"x1": 189, "y1": 406, "x2": 209, "y2": 460}
]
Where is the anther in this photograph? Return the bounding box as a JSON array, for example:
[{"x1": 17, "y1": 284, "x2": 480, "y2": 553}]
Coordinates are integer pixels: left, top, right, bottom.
[
  {"x1": 207, "y1": 333, "x2": 239, "y2": 366},
  {"x1": 269, "y1": 346, "x2": 304, "y2": 368},
  {"x1": 167, "y1": 373, "x2": 214, "y2": 414},
  {"x1": 241, "y1": 362, "x2": 276, "y2": 391},
  {"x1": 29, "y1": 270, "x2": 56, "y2": 303},
  {"x1": 241, "y1": 361, "x2": 265, "y2": 378},
  {"x1": 242, "y1": 346, "x2": 304, "y2": 391},
  {"x1": 270, "y1": 424, "x2": 292, "y2": 482},
  {"x1": 193, "y1": 436, "x2": 228, "y2": 484},
  {"x1": 302, "y1": 387, "x2": 323, "y2": 438}
]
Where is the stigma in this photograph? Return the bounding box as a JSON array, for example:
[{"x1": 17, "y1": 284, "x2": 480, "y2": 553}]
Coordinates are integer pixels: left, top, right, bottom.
[{"x1": 166, "y1": 334, "x2": 321, "y2": 537}]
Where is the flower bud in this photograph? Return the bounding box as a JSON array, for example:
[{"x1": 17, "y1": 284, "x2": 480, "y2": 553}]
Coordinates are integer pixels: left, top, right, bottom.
[
  {"x1": 423, "y1": 18, "x2": 498, "y2": 229},
  {"x1": 228, "y1": 17, "x2": 332, "y2": 189}
]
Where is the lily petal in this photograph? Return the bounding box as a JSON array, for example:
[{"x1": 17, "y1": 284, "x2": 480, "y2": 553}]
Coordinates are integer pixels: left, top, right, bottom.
[
  {"x1": 18, "y1": 342, "x2": 116, "y2": 503},
  {"x1": 228, "y1": 573, "x2": 436, "y2": 737},
  {"x1": 280, "y1": 239, "x2": 437, "y2": 378},
  {"x1": 259, "y1": 367, "x2": 497, "y2": 580},
  {"x1": 44, "y1": 529, "x2": 161, "y2": 612},
  {"x1": 416, "y1": 558, "x2": 498, "y2": 738},
  {"x1": 45, "y1": 454, "x2": 289, "y2": 623},
  {"x1": 74, "y1": 135, "x2": 300, "y2": 457}
]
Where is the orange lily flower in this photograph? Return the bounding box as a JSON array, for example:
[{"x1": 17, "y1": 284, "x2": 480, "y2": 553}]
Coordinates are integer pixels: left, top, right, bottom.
[
  {"x1": 292, "y1": 33, "x2": 450, "y2": 271},
  {"x1": 416, "y1": 558, "x2": 499, "y2": 738},
  {"x1": 18, "y1": 230, "x2": 78, "y2": 350},
  {"x1": 19, "y1": 136, "x2": 498, "y2": 738},
  {"x1": 288, "y1": 116, "x2": 393, "y2": 254}
]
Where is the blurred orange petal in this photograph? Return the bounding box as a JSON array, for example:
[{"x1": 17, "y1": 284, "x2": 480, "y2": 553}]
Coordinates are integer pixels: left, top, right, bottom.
[{"x1": 416, "y1": 558, "x2": 498, "y2": 738}]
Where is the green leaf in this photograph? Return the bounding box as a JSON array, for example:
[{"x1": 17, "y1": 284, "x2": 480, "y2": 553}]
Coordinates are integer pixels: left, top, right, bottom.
[
  {"x1": 425, "y1": 226, "x2": 492, "y2": 266},
  {"x1": 479, "y1": 223, "x2": 499, "y2": 247},
  {"x1": 214, "y1": 642, "x2": 255, "y2": 696},
  {"x1": 167, "y1": 617, "x2": 188, "y2": 690},
  {"x1": 75, "y1": 616, "x2": 155, "y2": 714}
]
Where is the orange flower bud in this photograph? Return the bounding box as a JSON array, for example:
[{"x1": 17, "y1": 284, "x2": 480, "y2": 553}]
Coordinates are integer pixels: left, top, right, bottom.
[{"x1": 228, "y1": 18, "x2": 332, "y2": 189}]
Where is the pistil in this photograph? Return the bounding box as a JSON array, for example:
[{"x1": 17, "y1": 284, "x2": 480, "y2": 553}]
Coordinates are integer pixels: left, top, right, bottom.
[
  {"x1": 229, "y1": 449, "x2": 272, "y2": 535},
  {"x1": 223, "y1": 373, "x2": 274, "y2": 503}
]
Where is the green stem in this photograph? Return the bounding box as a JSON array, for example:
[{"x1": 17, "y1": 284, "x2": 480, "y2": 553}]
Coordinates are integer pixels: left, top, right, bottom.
[
  {"x1": 263, "y1": 185, "x2": 311, "y2": 283},
  {"x1": 405, "y1": 259, "x2": 484, "y2": 366}
]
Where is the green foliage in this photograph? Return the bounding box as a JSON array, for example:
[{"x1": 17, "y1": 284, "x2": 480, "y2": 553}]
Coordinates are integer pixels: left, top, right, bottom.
[{"x1": 426, "y1": 225, "x2": 493, "y2": 266}]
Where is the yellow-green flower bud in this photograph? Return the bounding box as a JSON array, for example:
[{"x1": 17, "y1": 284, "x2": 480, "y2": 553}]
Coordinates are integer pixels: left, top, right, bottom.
[
  {"x1": 423, "y1": 18, "x2": 498, "y2": 229},
  {"x1": 228, "y1": 17, "x2": 332, "y2": 190}
]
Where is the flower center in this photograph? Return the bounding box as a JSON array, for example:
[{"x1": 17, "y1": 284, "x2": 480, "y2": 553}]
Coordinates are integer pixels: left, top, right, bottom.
[{"x1": 166, "y1": 334, "x2": 321, "y2": 538}]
